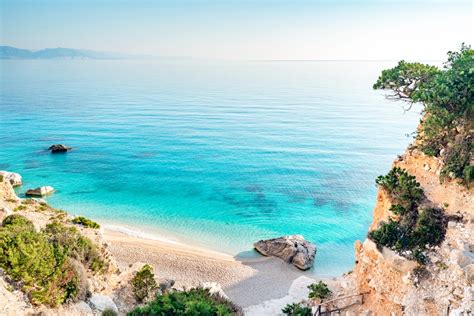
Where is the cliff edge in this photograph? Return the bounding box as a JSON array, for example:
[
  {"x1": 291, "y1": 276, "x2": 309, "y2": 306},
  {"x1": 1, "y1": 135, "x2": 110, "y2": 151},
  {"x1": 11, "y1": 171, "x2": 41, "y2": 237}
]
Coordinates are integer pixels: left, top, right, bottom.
[{"x1": 348, "y1": 147, "x2": 473, "y2": 315}]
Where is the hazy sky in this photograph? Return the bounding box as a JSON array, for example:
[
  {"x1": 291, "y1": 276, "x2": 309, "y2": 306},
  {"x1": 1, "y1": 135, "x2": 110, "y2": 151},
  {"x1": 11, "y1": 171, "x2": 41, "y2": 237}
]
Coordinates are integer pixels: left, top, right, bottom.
[{"x1": 0, "y1": 0, "x2": 472, "y2": 60}]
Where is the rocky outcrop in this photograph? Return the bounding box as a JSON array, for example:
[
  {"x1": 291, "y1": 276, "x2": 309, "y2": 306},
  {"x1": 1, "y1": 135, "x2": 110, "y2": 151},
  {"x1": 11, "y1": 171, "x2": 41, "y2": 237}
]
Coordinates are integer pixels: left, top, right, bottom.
[
  {"x1": 0, "y1": 171, "x2": 22, "y2": 187},
  {"x1": 88, "y1": 295, "x2": 118, "y2": 313},
  {"x1": 49, "y1": 144, "x2": 72, "y2": 153},
  {"x1": 336, "y1": 148, "x2": 474, "y2": 315},
  {"x1": 25, "y1": 186, "x2": 55, "y2": 197},
  {"x1": 254, "y1": 235, "x2": 316, "y2": 270}
]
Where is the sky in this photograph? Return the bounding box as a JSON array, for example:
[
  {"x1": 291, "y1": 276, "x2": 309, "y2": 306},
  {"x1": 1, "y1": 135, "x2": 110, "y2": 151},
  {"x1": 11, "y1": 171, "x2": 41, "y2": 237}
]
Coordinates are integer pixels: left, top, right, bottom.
[{"x1": 0, "y1": 0, "x2": 472, "y2": 60}]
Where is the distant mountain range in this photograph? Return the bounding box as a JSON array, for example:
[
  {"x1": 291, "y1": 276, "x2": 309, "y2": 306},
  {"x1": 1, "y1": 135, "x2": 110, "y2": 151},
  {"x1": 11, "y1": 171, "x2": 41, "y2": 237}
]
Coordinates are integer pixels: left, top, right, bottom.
[{"x1": 0, "y1": 46, "x2": 149, "y2": 60}]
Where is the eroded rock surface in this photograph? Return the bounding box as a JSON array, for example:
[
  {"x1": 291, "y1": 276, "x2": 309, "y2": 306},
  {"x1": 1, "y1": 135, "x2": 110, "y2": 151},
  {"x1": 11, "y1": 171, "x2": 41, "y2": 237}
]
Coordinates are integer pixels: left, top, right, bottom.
[
  {"x1": 49, "y1": 144, "x2": 72, "y2": 153},
  {"x1": 25, "y1": 186, "x2": 55, "y2": 197},
  {"x1": 254, "y1": 235, "x2": 316, "y2": 270},
  {"x1": 0, "y1": 171, "x2": 22, "y2": 187}
]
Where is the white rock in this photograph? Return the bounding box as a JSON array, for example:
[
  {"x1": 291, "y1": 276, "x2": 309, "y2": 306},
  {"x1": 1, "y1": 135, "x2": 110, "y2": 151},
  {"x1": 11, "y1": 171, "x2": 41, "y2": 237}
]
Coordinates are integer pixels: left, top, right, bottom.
[
  {"x1": 201, "y1": 282, "x2": 228, "y2": 299},
  {"x1": 450, "y1": 250, "x2": 473, "y2": 268},
  {"x1": 254, "y1": 235, "x2": 316, "y2": 270},
  {"x1": 88, "y1": 295, "x2": 118, "y2": 313},
  {"x1": 0, "y1": 171, "x2": 22, "y2": 187},
  {"x1": 25, "y1": 186, "x2": 55, "y2": 197},
  {"x1": 70, "y1": 301, "x2": 93, "y2": 315}
]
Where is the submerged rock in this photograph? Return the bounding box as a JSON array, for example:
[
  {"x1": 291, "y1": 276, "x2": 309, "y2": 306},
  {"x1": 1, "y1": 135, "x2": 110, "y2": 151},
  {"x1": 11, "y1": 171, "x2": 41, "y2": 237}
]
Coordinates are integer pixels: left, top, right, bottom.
[
  {"x1": 25, "y1": 186, "x2": 55, "y2": 197},
  {"x1": 48, "y1": 144, "x2": 72, "y2": 153},
  {"x1": 0, "y1": 171, "x2": 22, "y2": 187},
  {"x1": 254, "y1": 235, "x2": 316, "y2": 270}
]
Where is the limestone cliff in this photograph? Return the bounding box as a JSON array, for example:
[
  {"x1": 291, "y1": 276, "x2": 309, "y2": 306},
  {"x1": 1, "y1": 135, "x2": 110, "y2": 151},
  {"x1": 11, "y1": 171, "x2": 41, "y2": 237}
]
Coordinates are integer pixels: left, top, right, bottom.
[{"x1": 347, "y1": 148, "x2": 473, "y2": 315}]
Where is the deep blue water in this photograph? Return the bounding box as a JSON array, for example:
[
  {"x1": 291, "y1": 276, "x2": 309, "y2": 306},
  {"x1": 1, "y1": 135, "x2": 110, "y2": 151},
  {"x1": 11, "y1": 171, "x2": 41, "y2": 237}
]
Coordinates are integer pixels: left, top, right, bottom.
[{"x1": 0, "y1": 60, "x2": 420, "y2": 276}]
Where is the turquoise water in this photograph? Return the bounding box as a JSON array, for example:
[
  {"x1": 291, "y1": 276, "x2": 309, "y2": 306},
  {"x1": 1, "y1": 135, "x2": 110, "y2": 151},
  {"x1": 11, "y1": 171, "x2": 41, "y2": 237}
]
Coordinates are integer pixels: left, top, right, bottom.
[{"x1": 0, "y1": 60, "x2": 420, "y2": 276}]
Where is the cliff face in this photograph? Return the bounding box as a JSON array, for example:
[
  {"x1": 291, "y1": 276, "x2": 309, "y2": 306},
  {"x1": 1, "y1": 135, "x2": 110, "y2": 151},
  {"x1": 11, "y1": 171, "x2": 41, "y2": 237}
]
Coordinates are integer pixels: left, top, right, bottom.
[{"x1": 350, "y1": 148, "x2": 473, "y2": 315}]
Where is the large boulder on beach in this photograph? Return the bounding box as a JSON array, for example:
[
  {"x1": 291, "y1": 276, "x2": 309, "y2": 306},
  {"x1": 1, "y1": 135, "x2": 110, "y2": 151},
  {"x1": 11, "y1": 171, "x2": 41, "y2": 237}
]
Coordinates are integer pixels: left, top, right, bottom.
[
  {"x1": 254, "y1": 235, "x2": 316, "y2": 270},
  {"x1": 49, "y1": 144, "x2": 72, "y2": 153},
  {"x1": 25, "y1": 186, "x2": 55, "y2": 197},
  {"x1": 0, "y1": 171, "x2": 22, "y2": 187}
]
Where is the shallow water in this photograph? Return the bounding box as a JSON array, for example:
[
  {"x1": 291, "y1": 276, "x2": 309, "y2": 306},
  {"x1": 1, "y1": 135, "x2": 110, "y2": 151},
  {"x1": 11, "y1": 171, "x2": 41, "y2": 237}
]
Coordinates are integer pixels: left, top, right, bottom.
[{"x1": 0, "y1": 59, "x2": 420, "y2": 276}]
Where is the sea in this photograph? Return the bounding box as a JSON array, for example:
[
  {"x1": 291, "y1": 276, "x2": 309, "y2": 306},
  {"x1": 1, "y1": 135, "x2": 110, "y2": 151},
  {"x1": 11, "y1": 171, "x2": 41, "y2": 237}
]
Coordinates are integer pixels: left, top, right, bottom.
[{"x1": 0, "y1": 59, "x2": 421, "y2": 276}]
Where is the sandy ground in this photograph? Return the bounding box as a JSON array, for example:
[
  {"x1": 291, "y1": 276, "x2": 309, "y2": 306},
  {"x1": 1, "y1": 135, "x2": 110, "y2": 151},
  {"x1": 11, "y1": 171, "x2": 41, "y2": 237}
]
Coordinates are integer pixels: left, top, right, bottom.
[{"x1": 104, "y1": 229, "x2": 315, "y2": 308}]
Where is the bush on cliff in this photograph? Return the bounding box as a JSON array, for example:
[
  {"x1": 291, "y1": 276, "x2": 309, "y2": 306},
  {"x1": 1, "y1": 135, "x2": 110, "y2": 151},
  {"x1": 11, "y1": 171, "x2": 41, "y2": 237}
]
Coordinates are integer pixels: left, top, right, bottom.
[
  {"x1": 127, "y1": 287, "x2": 240, "y2": 316},
  {"x1": 368, "y1": 167, "x2": 446, "y2": 263},
  {"x1": 0, "y1": 215, "x2": 80, "y2": 306},
  {"x1": 43, "y1": 221, "x2": 107, "y2": 273},
  {"x1": 131, "y1": 264, "x2": 158, "y2": 302},
  {"x1": 375, "y1": 167, "x2": 423, "y2": 211},
  {"x1": 369, "y1": 168, "x2": 447, "y2": 263},
  {"x1": 373, "y1": 44, "x2": 473, "y2": 185}
]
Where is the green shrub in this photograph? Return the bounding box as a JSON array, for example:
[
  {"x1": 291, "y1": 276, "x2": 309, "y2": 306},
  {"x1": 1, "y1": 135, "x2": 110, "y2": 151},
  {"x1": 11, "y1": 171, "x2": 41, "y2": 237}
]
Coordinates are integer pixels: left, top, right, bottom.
[
  {"x1": 413, "y1": 207, "x2": 446, "y2": 247},
  {"x1": 2, "y1": 214, "x2": 35, "y2": 230},
  {"x1": 43, "y1": 221, "x2": 107, "y2": 273},
  {"x1": 307, "y1": 281, "x2": 332, "y2": 301},
  {"x1": 282, "y1": 302, "x2": 312, "y2": 316},
  {"x1": 464, "y1": 165, "x2": 474, "y2": 187},
  {"x1": 72, "y1": 216, "x2": 100, "y2": 229},
  {"x1": 440, "y1": 137, "x2": 473, "y2": 183},
  {"x1": 13, "y1": 205, "x2": 27, "y2": 212},
  {"x1": 102, "y1": 309, "x2": 118, "y2": 316},
  {"x1": 375, "y1": 167, "x2": 423, "y2": 210},
  {"x1": 127, "y1": 287, "x2": 239, "y2": 316},
  {"x1": 0, "y1": 215, "x2": 79, "y2": 306},
  {"x1": 370, "y1": 168, "x2": 447, "y2": 263},
  {"x1": 369, "y1": 219, "x2": 404, "y2": 250},
  {"x1": 131, "y1": 264, "x2": 158, "y2": 302}
]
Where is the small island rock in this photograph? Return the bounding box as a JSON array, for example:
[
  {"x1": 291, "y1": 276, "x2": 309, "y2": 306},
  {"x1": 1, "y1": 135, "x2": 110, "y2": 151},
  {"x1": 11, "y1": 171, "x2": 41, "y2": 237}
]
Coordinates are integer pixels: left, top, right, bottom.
[
  {"x1": 0, "y1": 171, "x2": 22, "y2": 187},
  {"x1": 49, "y1": 144, "x2": 72, "y2": 153},
  {"x1": 25, "y1": 186, "x2": 55, "y2": 197},
  {"x1": 254, "y1": 235, "x2": 316, "y2": 270}
]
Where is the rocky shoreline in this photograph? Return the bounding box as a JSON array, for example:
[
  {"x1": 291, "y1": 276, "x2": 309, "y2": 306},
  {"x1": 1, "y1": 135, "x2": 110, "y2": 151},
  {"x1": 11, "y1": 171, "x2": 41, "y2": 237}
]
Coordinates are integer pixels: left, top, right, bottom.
[{"x1": 0, "y1": 173, "x2": 320, "y2": 315}]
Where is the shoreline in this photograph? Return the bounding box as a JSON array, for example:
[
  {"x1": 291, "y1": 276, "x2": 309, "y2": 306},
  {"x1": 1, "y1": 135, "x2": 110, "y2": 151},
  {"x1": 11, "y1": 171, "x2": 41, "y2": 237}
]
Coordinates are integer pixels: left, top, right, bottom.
[{"x1": 102, "y1": 227, "x2": 320, "y2": 308}]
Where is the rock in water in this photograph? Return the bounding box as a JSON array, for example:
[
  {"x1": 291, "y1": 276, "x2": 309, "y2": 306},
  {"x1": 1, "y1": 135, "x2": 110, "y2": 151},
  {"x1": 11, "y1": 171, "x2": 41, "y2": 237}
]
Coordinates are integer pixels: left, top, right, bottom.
[
  {"x1": 48, "y1": 144, "x2": 72, "y2": 153},
  {"x1": 254, "y1": 235, "x2": 316, "y2": 270},
  {"x1": 0, "y1": 171, "x2": 22, "y2": 187},
  {"x1": 25, "y1": 186, "x2": 55, "y2": 197}
]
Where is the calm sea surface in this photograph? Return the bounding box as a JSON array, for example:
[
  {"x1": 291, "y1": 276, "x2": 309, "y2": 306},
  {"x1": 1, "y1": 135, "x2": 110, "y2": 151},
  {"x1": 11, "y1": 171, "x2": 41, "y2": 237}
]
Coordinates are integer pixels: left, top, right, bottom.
[{"x1": 0, "y1": 60, "x2": 420, "y2": 275}]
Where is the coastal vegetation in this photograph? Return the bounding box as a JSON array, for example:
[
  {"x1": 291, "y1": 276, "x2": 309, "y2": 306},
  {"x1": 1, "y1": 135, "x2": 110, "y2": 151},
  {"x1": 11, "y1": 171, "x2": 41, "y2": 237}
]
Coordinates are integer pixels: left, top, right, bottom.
[
  {"x1": 282, "y1": 281, "x2": 332, "y2": 315},
  {"x1": 307, "y1": 281, "x2": 332, "y2": 301},
  {"x1": 0, "y1": 214, "x2": 107, "y2": 307},
  {"x1": 127, "y1": 287, "x2": 240, "y2": 315},
  {"x1": 0, "y1": 215, "x2": 80, "y2": 306},
  {"x1": 373, "y1": 44, "x2": 473, "y2": 186},
  {"x1": 282, "y1": 303, "x2": 312, "y2": 316},
  {"x1": 72, "y1": 215, "x2": 101, "y2": 229},
  {"x1": 369, "y1": 167, "x2": 447, "y2": 263},
  {"x1": 131, "y1": 264, "x2": 158, "y2": 302},
  {"x1": 43, "y1": 221, "x2": 107, "y2": 273}
]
